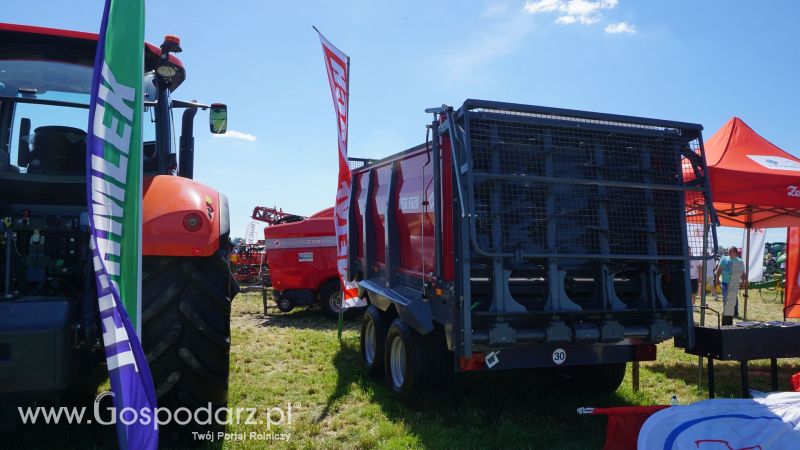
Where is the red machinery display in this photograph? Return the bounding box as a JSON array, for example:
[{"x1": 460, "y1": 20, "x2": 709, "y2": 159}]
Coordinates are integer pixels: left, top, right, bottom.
[
  {"x1": 264, "y1": 208, "x2": 347, "y2": 318},
  {"x1": 230, "y1": 242, "x2": 267, "y2": 285},
  {"x1": 230, "y1": 206, "x2": 304, "y2": 285},
  {"x1": 252, "y1": 206, "x2": 304, "y2": 226}
]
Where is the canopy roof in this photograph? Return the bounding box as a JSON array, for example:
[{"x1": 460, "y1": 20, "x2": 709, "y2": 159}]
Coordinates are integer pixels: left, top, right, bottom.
[{"x1": 704, "y1": 117, "x2": 800, "y2": 228}]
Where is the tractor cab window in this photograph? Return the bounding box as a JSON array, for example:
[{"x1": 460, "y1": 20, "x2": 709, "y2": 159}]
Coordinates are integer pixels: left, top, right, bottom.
[
  {"x1": 9, "y1": 102, "x2": 88, "y2": 175},
  {"x1": 0, "y1": 60, "x2": 92, "y2": 104},
  {"x1": 1, "y1": 61, "x2": 160, "y2": 175}
]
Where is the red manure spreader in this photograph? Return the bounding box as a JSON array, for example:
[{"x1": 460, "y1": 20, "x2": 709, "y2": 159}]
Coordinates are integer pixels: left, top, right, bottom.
[{"x1": 348, "y1": 100, "x2": 714, "y2": 400}]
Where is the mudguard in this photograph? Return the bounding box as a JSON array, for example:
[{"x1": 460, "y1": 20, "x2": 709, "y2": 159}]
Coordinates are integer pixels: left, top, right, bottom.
[
  {"x1": 360, "y1": 279, "x2": 434, "y2": 335},
  {"x1": 142, "y1": 175, "x2": 229, "y2": 257}
]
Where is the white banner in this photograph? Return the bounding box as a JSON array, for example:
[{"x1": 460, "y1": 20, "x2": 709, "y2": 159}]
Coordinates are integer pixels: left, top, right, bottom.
[
  {"x1": 245, "y1": 221, "x2": 259, "y2": 245},
  {"x1": 639, "y1": 392, "x2": 800, "y2": 449},
  {"x1": 742, "y1": 228, "x2": 767, "y2": 282}
]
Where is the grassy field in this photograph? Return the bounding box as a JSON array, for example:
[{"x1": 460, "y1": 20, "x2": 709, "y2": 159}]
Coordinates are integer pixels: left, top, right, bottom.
[
  {"x1": 221, "y1": 288, "x2": 799, "y2": 449},
  {"x1": 4, "y1": 287, "x2": 798, "y2": 449}
]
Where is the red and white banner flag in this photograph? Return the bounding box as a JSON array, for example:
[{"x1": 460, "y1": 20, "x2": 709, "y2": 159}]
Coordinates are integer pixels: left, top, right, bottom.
[
  {"x1": 316, "y1": 29, "x2": 364, "y2": 309},
  {"x1": 785, "y1": 227, "x2": 800, "y2": 318}
]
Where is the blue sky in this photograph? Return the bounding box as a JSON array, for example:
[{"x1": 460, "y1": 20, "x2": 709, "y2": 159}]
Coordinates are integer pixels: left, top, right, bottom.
[{"x1": 6, "y1": 1, "x2": 800, "y2": 247}]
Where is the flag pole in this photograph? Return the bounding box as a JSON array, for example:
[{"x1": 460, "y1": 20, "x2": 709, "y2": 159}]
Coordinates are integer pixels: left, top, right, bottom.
[{"x1": 337, "y1": 48, "x2": 351, "y2": 343}]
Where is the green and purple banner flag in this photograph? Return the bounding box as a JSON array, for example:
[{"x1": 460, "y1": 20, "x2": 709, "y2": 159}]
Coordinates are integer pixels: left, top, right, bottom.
[{"x1": 86, "y1": 0, "x2": 157, "y2": 448}]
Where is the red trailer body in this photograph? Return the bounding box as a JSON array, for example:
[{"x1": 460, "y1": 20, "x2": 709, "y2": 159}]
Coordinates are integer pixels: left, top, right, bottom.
[{"x1": 264, "y1": 208, "x2": 343, "y2": 316}]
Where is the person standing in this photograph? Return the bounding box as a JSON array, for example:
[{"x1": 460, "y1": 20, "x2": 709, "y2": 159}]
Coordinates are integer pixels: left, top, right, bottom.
[
  {"x1": 715, "y1": 247, "x2": 746, "y2": 326},
  {"x1": 689, "y1": 258, "x2": 703, "y2": 304}
]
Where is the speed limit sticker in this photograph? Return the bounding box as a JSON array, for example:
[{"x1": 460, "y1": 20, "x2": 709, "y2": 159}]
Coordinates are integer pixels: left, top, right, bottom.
[{"x1": 552, "y1": 348, "x2": 566, "y2": 365}]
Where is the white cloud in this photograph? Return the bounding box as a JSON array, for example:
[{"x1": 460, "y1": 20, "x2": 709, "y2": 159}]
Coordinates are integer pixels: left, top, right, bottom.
[
  {"x1": 523, "y1": 0, "x2": 561, "y2": 14},
  {"x1": 605, "y1": 21, "x2": 636, "y2": 34},
  {"x1": 482, "y1": 2, "x2": 509, "y2": 17},
  {"x1": 212, "y1": 129, "x2": 257, "y2": 142},
  {"x1": 523, "y1": 0, "x2": 626, "y2": 27},
  {"x1": 555, "y1": 15, "x2": 577, "y2": 24},
  {"x1": 443, "y1": 13, "x2": 533, "y2": 77}
]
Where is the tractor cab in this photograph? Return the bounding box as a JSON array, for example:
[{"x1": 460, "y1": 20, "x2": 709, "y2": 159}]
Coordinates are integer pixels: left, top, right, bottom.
[{"x1": 0, "y1": 24, "x2": 226, "y2": 185}]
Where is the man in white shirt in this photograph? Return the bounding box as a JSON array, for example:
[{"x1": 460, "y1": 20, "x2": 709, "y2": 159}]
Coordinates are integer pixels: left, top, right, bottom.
[{"x1": 715, "y1": 247, "x2": 746, "y2": 326}]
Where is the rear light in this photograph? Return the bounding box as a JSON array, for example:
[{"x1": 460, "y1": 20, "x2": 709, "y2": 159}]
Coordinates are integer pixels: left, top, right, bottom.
[
  {"x1": 183, "y1": 213, "x2": 203, "y2": 232},
  {"x1": 634, "y1": 344, "x2": 657, "y2": 361},
  {"x1": 458, "y1": 353, "x2": 486, "y2": 371},
  {"x1": 191, "y1": 247, "x2": 202, "y2": 256}
]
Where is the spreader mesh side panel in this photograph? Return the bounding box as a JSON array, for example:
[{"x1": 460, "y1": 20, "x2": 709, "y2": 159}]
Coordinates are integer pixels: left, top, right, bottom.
[{"x1": 466, "y1": 113, "x2": 705, "y2": 258}]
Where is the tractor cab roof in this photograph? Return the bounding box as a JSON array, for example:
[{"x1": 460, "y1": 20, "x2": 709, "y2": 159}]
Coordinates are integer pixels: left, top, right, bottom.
[{"x1": 0, "y1": 23, "x2": 186, "y2": 90}]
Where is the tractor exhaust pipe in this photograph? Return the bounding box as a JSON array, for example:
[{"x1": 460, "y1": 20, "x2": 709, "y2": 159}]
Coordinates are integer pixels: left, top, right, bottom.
[{"x1": 178, "y1": 107, "x2": 197, "y2": 179}]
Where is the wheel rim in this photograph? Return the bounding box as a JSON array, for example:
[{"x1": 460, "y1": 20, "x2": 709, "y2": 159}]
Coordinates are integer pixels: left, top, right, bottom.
[
  {"x1": 280, "y1": 299, "x2": 291, "y2": 310},
  {"x1": 364, "y1": 320, "x2": 376, "y2": 365},
  {"x1": 329, "y1": 291, "x2": 342, "y2": 313},
  {"x1": 390, "y1": 337, "x2": 406, "y2": 387}
]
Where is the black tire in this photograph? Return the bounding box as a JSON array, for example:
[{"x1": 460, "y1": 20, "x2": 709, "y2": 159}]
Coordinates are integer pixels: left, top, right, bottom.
[
  {"x1": 425, "y1": 325, "x2": 454, "y2": 390},
  {"x1": 276, "y1": 296, "x2": 294, "y2": 312},
  {"x1": 384, "y1": 319, "x2": 448, "y2": 401},
  {"x1": 142, "y1": 246, "x2": 238, "y2": 437},
  {"x1": 319, "y1": 279, "x2": 349, "y2": 319},
  {"x1": 360, "y1": 306, "x2": 388, "y2": 378},
  {"x1": 551, "y1": 362, "x2": 626, "y2": 395}
]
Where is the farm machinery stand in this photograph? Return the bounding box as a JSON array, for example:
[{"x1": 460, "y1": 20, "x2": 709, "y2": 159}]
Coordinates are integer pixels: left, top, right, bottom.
[{"x1": 230, "y1": 206, "x2": 304, "y2": 286}]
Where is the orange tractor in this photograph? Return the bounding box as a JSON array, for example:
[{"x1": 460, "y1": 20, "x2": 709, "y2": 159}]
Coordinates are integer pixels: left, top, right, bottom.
[{"x1": 0, "y1": 23, "x2": 237, "y2": 430}]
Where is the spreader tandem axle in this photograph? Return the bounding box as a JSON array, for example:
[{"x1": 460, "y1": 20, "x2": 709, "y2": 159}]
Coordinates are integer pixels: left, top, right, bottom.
[{"x1": 351, "y1": 100, "x2": 714, "y2": 400}]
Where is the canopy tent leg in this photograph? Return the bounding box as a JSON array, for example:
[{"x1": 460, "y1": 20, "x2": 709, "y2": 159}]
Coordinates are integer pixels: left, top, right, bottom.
[{"x1": 743, "y1": 225, "x2": 751, "y2": 321}]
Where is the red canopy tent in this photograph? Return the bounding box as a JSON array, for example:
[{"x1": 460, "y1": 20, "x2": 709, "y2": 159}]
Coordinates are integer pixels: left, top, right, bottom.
[
  {"x1": 698, "y1": 117, "x2": 800, "y2": 319},
  {"x1": 703, "y1": 117, "x2": 800, "y2": 228}
]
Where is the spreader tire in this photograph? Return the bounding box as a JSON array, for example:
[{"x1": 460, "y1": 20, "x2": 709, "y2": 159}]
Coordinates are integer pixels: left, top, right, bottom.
[
  {"x1": 142, "y1": 247, "x2": 238, "y2": 435},
  {"x1": 384, "y1": 319, "x2": 437, "y2": 402},
  {"x1": 360, "y1": 305, "x2": 388, "y2": 378}
]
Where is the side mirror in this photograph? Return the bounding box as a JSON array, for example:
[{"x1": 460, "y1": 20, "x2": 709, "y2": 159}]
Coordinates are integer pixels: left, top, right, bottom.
[{"x1": 209, "y1": 103, "x2": 227, "y2": 134}]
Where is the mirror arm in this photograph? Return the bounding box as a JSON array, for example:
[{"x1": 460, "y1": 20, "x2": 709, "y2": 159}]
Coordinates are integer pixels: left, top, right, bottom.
[{"x1": 171, "y1": 99, "x2": 209, "y2": 110}]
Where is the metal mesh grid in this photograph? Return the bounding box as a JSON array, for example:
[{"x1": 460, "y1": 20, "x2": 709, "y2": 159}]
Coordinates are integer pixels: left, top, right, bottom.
[
  {"x1": 348, "y1": 157, "x2": 374, "y2": 171},
  {"x1": 466, "y1": 114, "x2": 711, "y2": 258}
]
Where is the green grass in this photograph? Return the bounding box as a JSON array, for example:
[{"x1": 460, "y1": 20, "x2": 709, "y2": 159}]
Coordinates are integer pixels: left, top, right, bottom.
[{"x1": 4, "y1": 288, "x2": 798, "y2": 449}]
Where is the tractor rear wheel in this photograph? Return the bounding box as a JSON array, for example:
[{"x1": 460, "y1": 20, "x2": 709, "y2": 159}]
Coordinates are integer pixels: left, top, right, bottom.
[{"x1": 141, "y1": 247, "x2": 238, "y2": 437}]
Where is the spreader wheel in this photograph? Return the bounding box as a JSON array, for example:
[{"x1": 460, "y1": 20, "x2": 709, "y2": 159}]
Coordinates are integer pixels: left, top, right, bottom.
[{"x1": 360, "y1": 305, "x2": 388, "y2": 377}]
